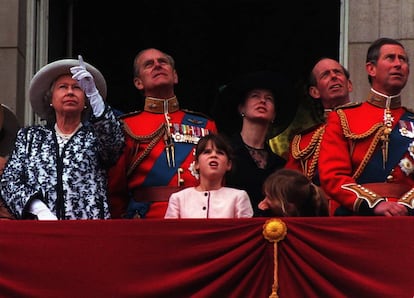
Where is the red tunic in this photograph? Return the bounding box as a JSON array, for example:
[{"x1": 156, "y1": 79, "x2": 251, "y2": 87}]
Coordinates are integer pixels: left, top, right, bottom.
[
  {"x1": 319, "y1": 99, "x2": 414, "y2": 215},
  {"x1": 108, "y1": 109, "x2": 217, "y2": 218}
]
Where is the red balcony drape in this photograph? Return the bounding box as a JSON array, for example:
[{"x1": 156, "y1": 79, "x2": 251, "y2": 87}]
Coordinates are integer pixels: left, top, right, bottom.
[{"x1": 0, "y1": 217, "x2": 413, "y2": 298}]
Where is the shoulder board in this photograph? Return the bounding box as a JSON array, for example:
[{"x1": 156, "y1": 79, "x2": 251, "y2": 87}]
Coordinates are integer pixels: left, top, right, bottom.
[
  {"x1": 333, "y1": 101, "x2": 362, "y2": 111},
  {"x1": 118, "y1": 110, "x2": 143, "y2": 120},
  {"x1": 181, "y1": 109, "x2": 214, "y2": 120}
]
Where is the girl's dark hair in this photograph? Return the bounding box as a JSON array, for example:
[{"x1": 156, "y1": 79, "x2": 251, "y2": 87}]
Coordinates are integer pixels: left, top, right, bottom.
[{"x1": 195, "y1": 133, "x2": 233, "y2": 161}]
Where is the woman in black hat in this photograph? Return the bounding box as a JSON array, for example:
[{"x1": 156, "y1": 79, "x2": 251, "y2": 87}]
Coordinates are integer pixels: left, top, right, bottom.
[{"x1": 213, "y1": 71, "x2": 297, "y2": 216}]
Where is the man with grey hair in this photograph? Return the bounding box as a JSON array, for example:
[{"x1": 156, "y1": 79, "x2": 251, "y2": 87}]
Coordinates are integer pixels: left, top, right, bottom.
[{"x1": 108, "y1": 48, "x2": 217, "y2": 219}]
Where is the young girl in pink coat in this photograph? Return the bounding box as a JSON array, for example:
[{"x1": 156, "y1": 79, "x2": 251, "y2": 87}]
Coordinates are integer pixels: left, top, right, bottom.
[{"x1": 165, "y1": 133, "x2": 253, "y2": 218}]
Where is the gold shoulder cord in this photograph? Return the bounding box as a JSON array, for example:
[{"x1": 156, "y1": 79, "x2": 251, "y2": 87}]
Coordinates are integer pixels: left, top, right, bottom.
[
  {"x1": 291, "y1": 125, "x2": 325, "y2": 180},
  {"x1": 336, "y1": 109, "x2": 384, "y2": 180},
  {"x1": 123, "y1": 123, "x2": 166, "y2": 177}
]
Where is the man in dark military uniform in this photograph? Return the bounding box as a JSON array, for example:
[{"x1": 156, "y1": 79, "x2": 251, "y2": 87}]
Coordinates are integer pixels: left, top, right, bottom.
[{"x1": 108, "y1": 48, "x2": 217, "y2": 219}]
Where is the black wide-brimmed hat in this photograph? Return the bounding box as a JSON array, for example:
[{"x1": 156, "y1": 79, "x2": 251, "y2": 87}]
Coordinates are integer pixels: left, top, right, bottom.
[
  {"x1": 0, "y1": 104, "x2": 21, "y2": 156},
  {"x1": 212, "y1": 70, "x2": 298, "y2": 138}
]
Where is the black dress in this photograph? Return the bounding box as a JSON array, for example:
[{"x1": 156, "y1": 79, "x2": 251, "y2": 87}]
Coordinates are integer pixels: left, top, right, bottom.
[{"x1": 225, "y1": 134, "x2": 286, "y2": 217}]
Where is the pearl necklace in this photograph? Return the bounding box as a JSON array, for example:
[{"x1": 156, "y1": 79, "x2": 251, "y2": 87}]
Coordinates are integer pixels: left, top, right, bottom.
[{"x1": 54, "y1": 123, "x2": 82, "y2": 152}]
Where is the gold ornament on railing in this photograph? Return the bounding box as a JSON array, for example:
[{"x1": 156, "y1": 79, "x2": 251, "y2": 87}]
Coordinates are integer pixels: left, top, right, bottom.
[{"x1": 263, "y1": 218, "x2": 287, "y2": 298}]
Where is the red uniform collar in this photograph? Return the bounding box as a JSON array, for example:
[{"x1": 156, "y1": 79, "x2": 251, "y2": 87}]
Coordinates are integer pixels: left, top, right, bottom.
[
  {"x1": 144, "y1": 96, "x2": 180, "y2": 113},
  {"x1": 366, "y1": 89, "x2": 401, "y2": 109}
]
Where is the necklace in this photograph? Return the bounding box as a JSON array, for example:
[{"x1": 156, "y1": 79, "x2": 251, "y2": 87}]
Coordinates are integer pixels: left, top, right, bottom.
[
  {"x1": 54, "y1": 123, "x2": 82, "y2": 152},
  {"x1": 54, "y1": 123, "x2": 82, "y2": 138}
]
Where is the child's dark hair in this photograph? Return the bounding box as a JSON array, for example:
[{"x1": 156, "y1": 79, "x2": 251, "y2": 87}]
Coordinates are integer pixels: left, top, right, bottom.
[
  {"x1": 263, "y1": 168, "x2": 328, "y2": 216},
  {"x1": 195, "y1": 133, "x2": 233, "y2": 161}
]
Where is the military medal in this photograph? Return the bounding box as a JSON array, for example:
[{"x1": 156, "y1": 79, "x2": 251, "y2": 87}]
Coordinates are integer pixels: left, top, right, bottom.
[
  {"x1": 399, "y1": 120, "x2": 414, "y2": 138},
  {"x1": 171, "y1": 124, "x2": 209, "y2": 144}
]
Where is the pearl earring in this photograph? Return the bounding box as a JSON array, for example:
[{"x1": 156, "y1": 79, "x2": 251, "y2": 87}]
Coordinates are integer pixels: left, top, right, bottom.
[{"x1": 241, "y1": 112, "x2": 245, "y2": 117}]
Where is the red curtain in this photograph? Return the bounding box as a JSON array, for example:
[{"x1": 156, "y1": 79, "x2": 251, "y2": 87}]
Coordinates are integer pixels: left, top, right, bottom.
[{"x1": 0, "y1": 217, "x2": 413, "y2": 298}]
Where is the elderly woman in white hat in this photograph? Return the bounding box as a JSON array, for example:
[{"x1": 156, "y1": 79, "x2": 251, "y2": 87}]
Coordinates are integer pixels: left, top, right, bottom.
[{"x1": 0, "y1": 56, "x2": 124, "y2": 220}]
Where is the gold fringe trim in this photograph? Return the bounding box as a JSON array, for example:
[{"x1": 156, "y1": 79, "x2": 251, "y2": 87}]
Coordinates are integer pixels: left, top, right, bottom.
[{"x1": 263, "y1": 218, "x2": 287, "y2": 298}]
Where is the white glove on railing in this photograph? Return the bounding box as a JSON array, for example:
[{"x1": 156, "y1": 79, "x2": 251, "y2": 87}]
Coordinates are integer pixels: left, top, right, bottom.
[
  {"x1": 29, "y1": 198, "x2": 57, "y2": 220},
  {"x1": 70, "y1": 55, "x2": 105, "y2": 117}
]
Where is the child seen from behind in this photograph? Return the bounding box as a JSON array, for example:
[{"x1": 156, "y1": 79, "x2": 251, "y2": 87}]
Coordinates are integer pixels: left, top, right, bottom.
[{"x1": 259, "y1": 168, "x2": 328, "y2": 217}]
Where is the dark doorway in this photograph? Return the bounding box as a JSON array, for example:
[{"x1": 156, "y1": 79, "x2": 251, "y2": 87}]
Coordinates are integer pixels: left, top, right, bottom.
[{"x1": 49, "y1": 0, "x2": 341, "y2": 117}]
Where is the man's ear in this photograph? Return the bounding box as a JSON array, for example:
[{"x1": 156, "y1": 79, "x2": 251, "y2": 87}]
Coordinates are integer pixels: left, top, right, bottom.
[
  {"x1": 173, "y1": 69, "x2": 178, "y2": 84},
  {"x1": 309, "y1": 86, "x2": 321, "y2": 99},
  {"x1": 347, "y1": 79, "x2": 353, "y2": 92},
  {"x1": 366, "y1": 62, "x2": 376, "y2": 78},
  {"x1": 133, "y1": 77, "x2": 144, "y2": 91}
]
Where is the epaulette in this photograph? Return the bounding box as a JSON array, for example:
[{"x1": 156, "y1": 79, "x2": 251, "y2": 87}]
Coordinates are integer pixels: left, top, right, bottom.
[
  {"x1": 118, "y1": 110, "x2": 143, "y2": 120},
  {"x1": 181, "y1": 109, "x2": 214, "y2": 120},
  {"x1": 333, "y1": 101, "x2": 362, "y2": 111}
]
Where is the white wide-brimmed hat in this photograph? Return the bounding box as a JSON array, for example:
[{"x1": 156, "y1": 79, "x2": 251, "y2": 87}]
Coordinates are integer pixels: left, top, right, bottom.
[{"x1": 29, "y1": 58, "x2": 107, "y2": 120}]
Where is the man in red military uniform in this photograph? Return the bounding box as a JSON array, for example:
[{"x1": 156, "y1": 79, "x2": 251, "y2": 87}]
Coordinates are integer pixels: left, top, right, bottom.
[
  {"x1": 285, "y1": 58, "x2": 353, "y2": 184},
  {"x1": 108, "y1": 48, "x2": 217, "y2": 219},
  {"x1": 319, "y1": 37, "x2": 414, "y2": 216}
]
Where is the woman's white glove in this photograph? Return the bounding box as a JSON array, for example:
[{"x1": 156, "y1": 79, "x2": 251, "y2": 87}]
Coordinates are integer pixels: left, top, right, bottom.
[
  {"x1": 29, "y1": 198, "x2": 57, "y2": 220},
  {"x1": 70, "y1": 55, "x2": 105, "y2": 117}
]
